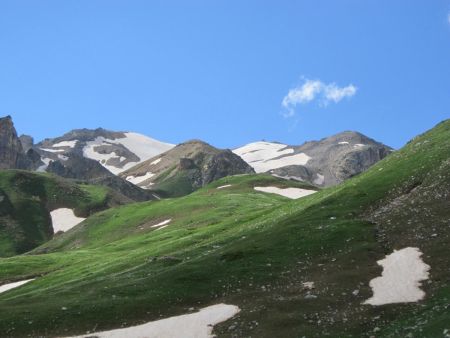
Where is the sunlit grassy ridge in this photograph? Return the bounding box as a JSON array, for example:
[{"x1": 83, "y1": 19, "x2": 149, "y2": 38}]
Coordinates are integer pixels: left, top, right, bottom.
[{"x1": 0, "y1": 120, "x2": 449, "y2": 337}]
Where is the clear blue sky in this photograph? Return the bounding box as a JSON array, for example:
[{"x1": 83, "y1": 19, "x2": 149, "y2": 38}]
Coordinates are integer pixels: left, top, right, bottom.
[{"x1": 0, "y1": 1, "x2": 449, "y2": 149}]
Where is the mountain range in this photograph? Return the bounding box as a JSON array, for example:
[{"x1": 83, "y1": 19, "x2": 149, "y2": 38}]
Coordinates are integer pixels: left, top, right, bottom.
[{"x1": 0, "y1": 115, "x2": 448, "y2": 337}]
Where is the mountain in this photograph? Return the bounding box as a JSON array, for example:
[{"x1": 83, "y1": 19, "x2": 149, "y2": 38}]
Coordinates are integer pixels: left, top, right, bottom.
[
  {"x1": 37, "y1": 128, "x2": 174, "y2": 174},
  {"x1": 0, "y1": 120, "x2": 447, "y2": 337},
  {"x1": 234, "y1": 131, "x2": 392, "y2": 187},
  {"x1": 119, "y1": 139, "x2": 255, "y2": 197},
  {"x1": 0, "y1": 170, "x2": 132, "y2": 257},
  {"x1": 0, "y1": 116, "x2": 42, "y2": 170}
]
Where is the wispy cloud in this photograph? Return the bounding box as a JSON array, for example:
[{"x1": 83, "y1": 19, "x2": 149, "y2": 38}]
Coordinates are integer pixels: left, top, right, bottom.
[{"x1": 281, "y1": 78, "x2": 357, "y2": 117}]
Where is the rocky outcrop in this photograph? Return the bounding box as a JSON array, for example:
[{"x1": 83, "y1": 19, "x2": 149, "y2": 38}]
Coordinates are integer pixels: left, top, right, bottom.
[
  {"x1": 120, "y1": 140, "x2": 255, "y2": 197},
  {"x1": 0, "y1": 116, "x2": 42, "y2": 170}
]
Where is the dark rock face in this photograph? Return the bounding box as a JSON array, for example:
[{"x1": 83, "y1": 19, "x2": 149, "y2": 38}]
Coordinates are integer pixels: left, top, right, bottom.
[
  {"x1": 0, "y1": 116, "x2": 35, "y2": 170},
  {"x1": 0, "y1": 116, "x2": 25, "y2": 169},
  {"x1": 45, "y1": 155, "x2": 155, "y2": 202},
  {"x1": 46, "y1": 154, "x2": 113, "y2": 181},
  {"x1": 202, "y1": 150, "x2": 254, "y2": 186},
  {"x1": 19, "y1": 134, "x2": 34, "y2": 152}
]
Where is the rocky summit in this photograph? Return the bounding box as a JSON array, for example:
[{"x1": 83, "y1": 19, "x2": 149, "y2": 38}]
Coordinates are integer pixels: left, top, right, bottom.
[
  {"x1": 234, "y1": 131, "x2": 392, "y2": 187},
  {"x1": 120, "y1": 139, "x2": 255, "y2": 197}
]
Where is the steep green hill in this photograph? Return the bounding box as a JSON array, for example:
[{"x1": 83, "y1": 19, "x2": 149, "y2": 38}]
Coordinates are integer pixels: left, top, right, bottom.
[
  {"x1": 0, "y1": 120, "x2": 448, "y2": 337},
  {"x1": 0, "y1": 170, "x2": 132, "y2": 257}
]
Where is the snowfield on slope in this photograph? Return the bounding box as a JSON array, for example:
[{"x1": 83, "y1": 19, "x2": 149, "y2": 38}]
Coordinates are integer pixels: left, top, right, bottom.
[
  {"x1": 82, "y1": 133, "x2": 174, "y2": 174},
  {"x1": 254, "y1": 186, "x2": 317, "y2": 199},
  {"x1": 364, "y1": 247, "x2": 430, "y2": 306},
  {"x1": 126, "y1": 172, "x2": 155, "y2": 186},
  {"x1": 152, "y1": 219, "x2": 172, "y2": 230},
  {"x1": 67, "y1": 304, "x2": 240, "y2": 338},
  {"x1": 0, "y1": 279, "x2": 34, "y2": 295},
  {"x1": 233, "y1": 141, "x2": 310, "y2": 173},
  {"x1": 50, "y1": 208, "x2": 86, "y2": 232}
]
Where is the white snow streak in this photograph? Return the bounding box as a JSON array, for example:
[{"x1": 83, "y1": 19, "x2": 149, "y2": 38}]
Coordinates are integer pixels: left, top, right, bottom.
[
  {"x1": 0, "y1": 279, "x2": 34, "y2": 295},
  {"x1": 254, "y1": 186, "x2": 316, "y2": 199}
]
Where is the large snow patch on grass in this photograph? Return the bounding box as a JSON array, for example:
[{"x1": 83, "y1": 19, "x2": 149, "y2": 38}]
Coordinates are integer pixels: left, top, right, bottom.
[
  {"x1": 50, "y1": 208, "x2": 86, "y2": 232},
  {"x1": 364, "y1": 247, "x2": 430, "y2": 306},
  {"x1": 254, "y1": 186, "x2": 316, "y2": 199},
  {"x1": 0, "y1": 279, "x2": 34, "y2": 295},
  {"x1": 68, "y1": 303, "x2": 240, "y2": 338}
]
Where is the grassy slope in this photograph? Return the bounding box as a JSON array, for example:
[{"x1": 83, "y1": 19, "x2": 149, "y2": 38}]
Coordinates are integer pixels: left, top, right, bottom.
[
  {"x1": 0, "y1": 170, "x2": 131, "y2": 257},
  {"x1": 0, "y1": 120, "x2": 448, "y2": 337}
]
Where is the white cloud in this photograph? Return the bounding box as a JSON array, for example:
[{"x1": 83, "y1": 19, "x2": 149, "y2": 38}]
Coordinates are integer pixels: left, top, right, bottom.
[
  {"x1": 281, "y1": 78, "x2": 357, "y2": 117},
  {"x1": 323, "y1": 83, "x2": 357, "y2": 104}
]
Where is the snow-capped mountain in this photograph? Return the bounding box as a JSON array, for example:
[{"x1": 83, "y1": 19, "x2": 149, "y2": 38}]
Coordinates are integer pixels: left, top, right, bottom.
[
  {"x1": 37, "y1": 128, "x2": 174, "y2": 174},
  {"x1": 234, "y1": 131, "x2": 393, "y2": 187}
]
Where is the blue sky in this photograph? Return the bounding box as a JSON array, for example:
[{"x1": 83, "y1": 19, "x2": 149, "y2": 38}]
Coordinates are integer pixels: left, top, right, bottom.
[{"x1": 0, "y1": 1, "x2": 449, "y2": 149}]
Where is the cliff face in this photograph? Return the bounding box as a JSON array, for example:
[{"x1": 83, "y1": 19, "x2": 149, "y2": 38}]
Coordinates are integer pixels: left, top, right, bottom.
[{"x1": 0, "y1": 116, "x2": 29, "y2": 170}]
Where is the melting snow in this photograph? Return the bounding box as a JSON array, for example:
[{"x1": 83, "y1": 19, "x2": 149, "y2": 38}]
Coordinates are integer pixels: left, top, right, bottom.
[
  {"x1": 364, "y1": 247, "x2": 430, "y2": 306},
  {"x1": 37, "y1": 158, "x2": 52, "y2": 172},
  {"x1": 151, "y1": 219, "x2": 172, "y2": 230},
  {"x1": 313, "y1": 174, "x2": 325, "y2": 185},
  {"x1": 50, "y1": 208, "x2": 86, "y2": 232},
  {"x1": 150, "y1": 158, "x2": 162, "y2": 165},
  {"x1": 40, "y1": 148, "x2": 65, "y2": 153},
  {"x1": 83, "y1": 133, "x2": 173, "y2": 174},
  {"x1": 67, "y1": 304, "x2": 240, "y2": 338},
  {"x1": 217, "y1": 184, "x2": 232, "y2": 189},
  {"x1": 254, "y1": 186, "x2": 316, "y2": 199},
  {"x1": 126, "y1": 172, "x2": 155, "y2": 185},
  {"x1": 0, "y1": 279, "x2": 34, "y2": 295},
  {"x1": 234, "y1": 141, "x2": 310, "y2": 173},
  {"x1": 52, "y1": 140, "x2": 78, "y2": 148}
]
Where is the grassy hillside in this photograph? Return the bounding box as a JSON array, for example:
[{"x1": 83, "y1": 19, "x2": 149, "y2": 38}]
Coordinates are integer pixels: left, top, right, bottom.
[
  {"x1": 0, "y1": 170, "x2": 132, "y2": 257},
  {"x1": 0, "y1": 120, "x2": 448, "y2": 337}
]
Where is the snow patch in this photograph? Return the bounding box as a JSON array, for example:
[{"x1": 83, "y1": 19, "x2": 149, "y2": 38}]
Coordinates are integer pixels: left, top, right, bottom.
[
  {"x1": 50, "y1": 208, "x2": 86, "y2": 232},
  {"x1": 354, "y1": 144, "x2": 366, "y2": 148},
  {"x1": 0, "y1": 279, "x2": 34, "y2": 294},
  {"x1": 52, "y1": 140, "x2": 78, "y2": 148},
  {"x1": 37, "y1": 158, "x2": 52, "y2": 172},
  {"x1": 234, "y1": 141, "x2": 310, "y2": 173},
  {"x1": 83, "y1": 134, "x2": 173, "y2": 174},
  {"x1": 254, "y1": 186, "x2": 316, "y2": 199},
  {"x1": 217, "y1": 184, "x2": 232, "y2": 189},
  {"x1": 338, "y1": 141, "x2": 349, "y2": 145},
  {"x1": 40, "y1": 148, "x2": 65, "y2": 153},
  {"x1": 67, "y1": 304, "x2": 240, "y2": 338},
  {"x1": 126, "y1": 172, "x2": 155, "y2": 185},
  {"x1": 364, "y1": 247, "x2": 430, "y2": 306},
  {"x1": 150, "y1": 158, "x2": 162, "y2": 165},
  {"x1": 152, "y1": 219, "x2": 172, "y2": 230},
  {"x1": 313, "y1": 174, "x2": 324, "y2": 185}
]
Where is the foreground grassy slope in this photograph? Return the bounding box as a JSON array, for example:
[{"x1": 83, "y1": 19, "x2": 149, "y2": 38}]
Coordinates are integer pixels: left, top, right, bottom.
[
  {"x1": 0, "y1": 120, "x2": 448, "y2": 337},
  {"x1": 0, "y1": 170, "x2": 132, "y2": 257}
]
